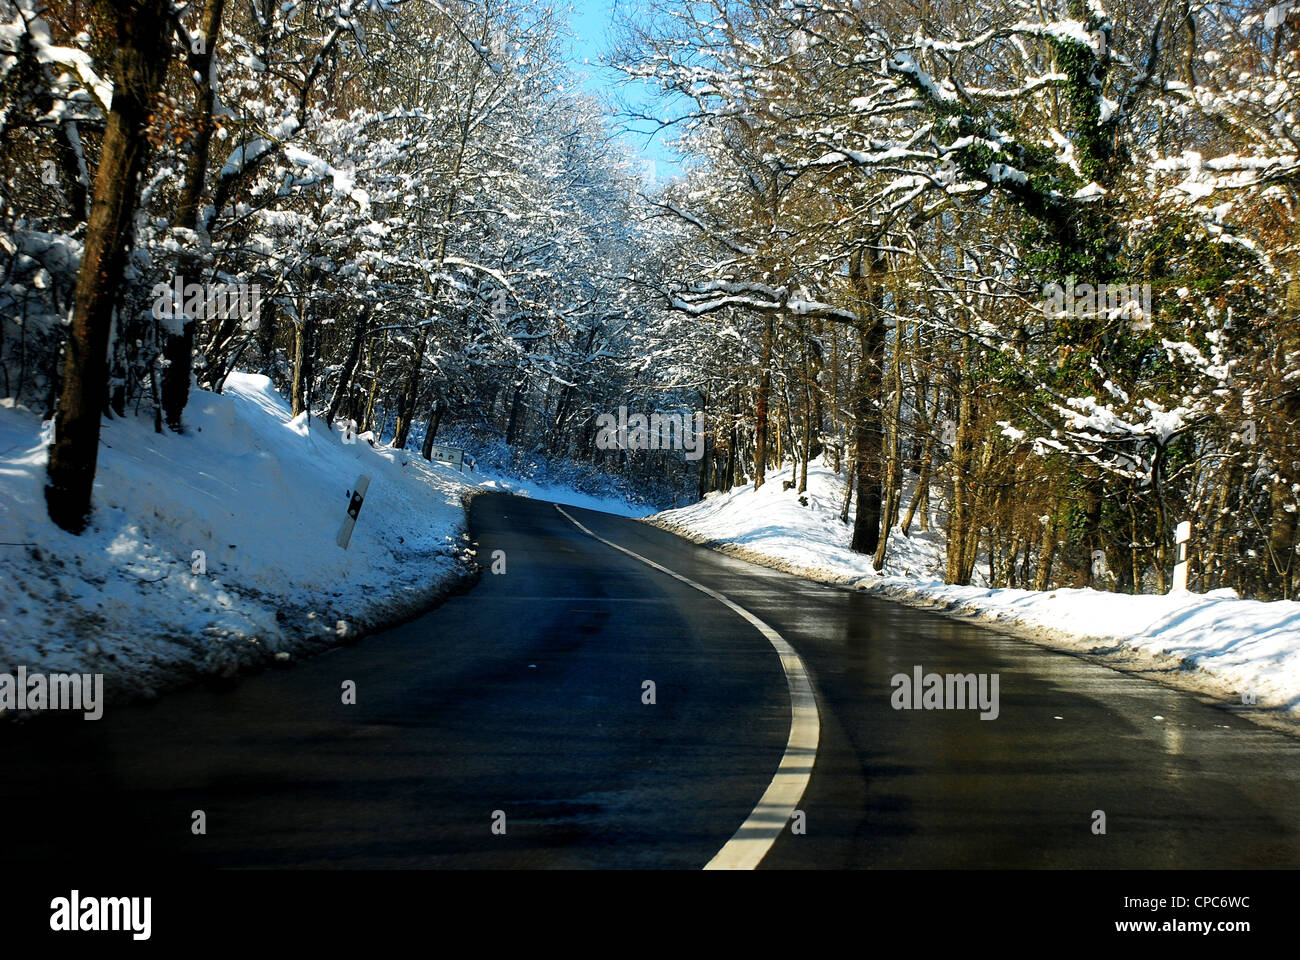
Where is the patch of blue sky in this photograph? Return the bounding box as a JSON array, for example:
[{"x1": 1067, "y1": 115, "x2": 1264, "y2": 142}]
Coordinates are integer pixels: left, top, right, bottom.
[{"x1": 562, "y1": 0, "x2": 686, "y2": 185}]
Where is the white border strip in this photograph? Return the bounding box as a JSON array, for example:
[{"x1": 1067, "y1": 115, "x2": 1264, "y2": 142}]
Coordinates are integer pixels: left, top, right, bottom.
[{"x1": 555, "y1": 505, "x2": 820, "y2": 870}]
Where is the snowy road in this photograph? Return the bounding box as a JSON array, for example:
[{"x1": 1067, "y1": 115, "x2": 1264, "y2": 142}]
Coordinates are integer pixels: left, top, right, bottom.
[{"x1": 2, "y1": 493, "x2": 1299, "y2": 867}]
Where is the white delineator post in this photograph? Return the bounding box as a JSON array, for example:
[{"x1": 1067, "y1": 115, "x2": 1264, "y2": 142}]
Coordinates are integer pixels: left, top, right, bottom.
[
  {"x1": 1171, "y1": 520, "x2": 1191, "y2": 592},
  {"x1": 337, "y1": 474, "x2": 371, "y2": 549}
]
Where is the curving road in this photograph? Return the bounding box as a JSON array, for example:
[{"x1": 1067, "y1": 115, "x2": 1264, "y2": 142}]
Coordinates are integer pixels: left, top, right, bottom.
[{"x1": 2, "y1": 492, "x2": 1298, "y2": 868}]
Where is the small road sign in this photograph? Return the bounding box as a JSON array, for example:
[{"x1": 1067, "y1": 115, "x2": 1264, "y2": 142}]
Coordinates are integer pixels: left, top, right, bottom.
[{"x1": 430, "y1": 444, "x2": 465, "y2": 471}]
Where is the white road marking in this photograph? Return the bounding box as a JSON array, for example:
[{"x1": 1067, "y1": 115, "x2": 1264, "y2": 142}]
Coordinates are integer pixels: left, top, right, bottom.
[{"x1": 554, "y1": 504, "x2": 820, "y2": 870}]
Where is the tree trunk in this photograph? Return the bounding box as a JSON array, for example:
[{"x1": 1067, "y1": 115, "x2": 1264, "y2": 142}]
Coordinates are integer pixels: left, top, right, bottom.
[
  {"x1": 1034, "y1": 511, "x2": 1057, "y2": 591},
  {"x1": 799, "y1": 327, "x2": 811, "y2": 494},
  {"x1": 873, "y1": 318, "x2": 905, "y2": 570},
  {"x1": 956, "y1": 432, "x2": 992, "y2": 584},
  {"x1": 1083, "y1": 477, "x2": 1105, "y2": 589},
  {"x1": 840, "y1": 456, "x2": 855, "y2": 524},
  {"x1": 798, "y1": 402, "x2": 810, "y2": 494},
  {"x1": 753, "y1": 316, "x2": 774, "y2": 489},
  {"x1": 946, "y1": 387, "x2": 975, "y2": 584},
  {"x1": 45, "y1": 0, "x2": 172, "y2": 533},
  {"x1": 504, "y1": 384, "x2": 524, "y2": 445},
  {"x1": 392, "y1": 328, "x2": 426, "y2": 449},
  {"x1": 550, "y1": 384, "x2": 573, "y2": 452},
  {"x1": 808, "y1": 317, "x2": 824, "y2": 460},
  {"x1": 725, "y1": 390, "x2": 739, "y2": 490},
  {"x1": 698, "y1": 388, "x2": 710, "y2": 500},
  {"x1": 326, "y1": 306, "x2": 370, "y2": 426},
  {"x1": 1129, "y1": 490, "x2": 1142, "y2": 593},
  {"x1": 420, "y1": 401, "x2": 443, "y2": 460},
  {"x1": 850, "y1": 353, "x2": 884, "y2": 555},
  {"x1": 849, "y1": 246, "x2": 888, "y2": 555},
  {"x1": 901, "y1": 421, "x2": 933, "y2": 536},
  {"x1": 161, "y1": 0, "x2": 226, "y2": 432},
  {"x1": 1206, "y1": 461, "x2": 1240, "y2": 589},
  {"x1": 290, "y1": 314, "x2": 314, "y2": 419},
  {"x1": 1269, "y1": 478, "x2": 1297, "y2": 597}
]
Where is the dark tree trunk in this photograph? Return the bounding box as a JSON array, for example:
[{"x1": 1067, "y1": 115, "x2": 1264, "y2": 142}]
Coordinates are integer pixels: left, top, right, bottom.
[
  {"x1": 504, "y1": 385, "x2": 524, "y2": 445},
  {"x1": 841, "y1": 456, "x2": 855, "y2": 524},
  {"x1": 326, "y1": 306, "x2": 370, "y2": 425},
  {"x1": 290, "y1": 315, "x2": 314, "y2": 418},
  {"x1": 901, "y1": 427, "x2": 933, "y2": 537},
  {"x1": 392, "y1": 329, "x2": 427, "y2": 450},
  {"x1": 162, "y1": 0, "x2": 226, "y2": 432},
  {"x1": 724, "y1": 391, "x2": 738, "y2": 490},
  {"x1": 45, "y1": 0, "x2": 173, "y2": 533},
  {"x1": 849, "y1": 248, "x2": 888, "y2": 555},
  {"x1": 753, "y1": 315, "x2": 773, "y2": 489},
  {"x1": 698, "y1": 388, "x2": 709, "y2": 501},
  {"x1": 799, "y1": 332, "x2": 812, "y2": 494},
  {"x1": 849, "y1": 321, "x2": 886, "y2": 554},
  {"x1": 549, "y1": 385, "x2": 573, "y2": 452},
  {"x1": 1034, "y1": 511, "x2": 1058, "y2": 591},
  {"x1": 873, "y1": 317, "x2": 906, "y2": 569},
  {"x1": 421, "y1": 402, "x2": 443, "y2": 460},
  {"x1": 808, "y1": 318, "x2": 824, "y2": 459}
]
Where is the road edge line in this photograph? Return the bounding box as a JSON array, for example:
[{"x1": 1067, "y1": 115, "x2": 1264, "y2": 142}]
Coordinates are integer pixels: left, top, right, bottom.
[{"x1": 554, "y1": 504, "x2": 820, "y2": 870}]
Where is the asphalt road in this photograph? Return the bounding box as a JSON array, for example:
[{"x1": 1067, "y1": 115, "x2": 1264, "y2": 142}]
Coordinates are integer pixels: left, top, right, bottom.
[{"x1": 3, "y1": 492, "x2": 1298, "y2": 868}]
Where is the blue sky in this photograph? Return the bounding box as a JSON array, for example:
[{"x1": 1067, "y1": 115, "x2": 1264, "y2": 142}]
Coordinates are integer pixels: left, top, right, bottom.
[{"x1": 561, "y1": 0, "x2": 684, "y2": 183}]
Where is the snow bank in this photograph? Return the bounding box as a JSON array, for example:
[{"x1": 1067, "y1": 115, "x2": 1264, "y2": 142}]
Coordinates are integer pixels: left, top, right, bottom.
[
  {"x1": 653, "y1": 461, "x2": 1300, "y2": 722},
  {"x1": 654, "y1": 460, "x2": 945, "y2": 581},
  {"x1": 0, "y1": 373, "x2": 478, "y2": 709}
]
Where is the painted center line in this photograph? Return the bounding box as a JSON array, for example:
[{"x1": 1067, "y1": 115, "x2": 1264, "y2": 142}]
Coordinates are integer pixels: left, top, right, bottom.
[{"x1": 554, "y1": 504, "x2": 821, "y2": 870}]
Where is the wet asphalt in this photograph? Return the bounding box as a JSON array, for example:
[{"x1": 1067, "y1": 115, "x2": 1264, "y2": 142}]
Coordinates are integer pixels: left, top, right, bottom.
[{"x1": 1, "y1": 492, "x2": 1297, "y2": 868}]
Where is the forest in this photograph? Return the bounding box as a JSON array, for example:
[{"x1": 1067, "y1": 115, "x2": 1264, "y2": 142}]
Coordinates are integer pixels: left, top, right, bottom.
[{"x1": 1, "y1": 0, "x2": 1296, "y2": 600}]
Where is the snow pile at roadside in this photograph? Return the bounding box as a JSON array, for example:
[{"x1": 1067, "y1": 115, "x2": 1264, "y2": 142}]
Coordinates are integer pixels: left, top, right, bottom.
[
  {"x1": 655, "y1": 460, "x2": 945, "y2": 581},
  {"x1": 865, "y1": 580, "x2": 1300, "y2": 714},
  {"x1": 653, "y1": 461, "x2": 1300, "y2": 718},
  {"x1": 0, "y1": 372, "x2": 478, "y2": 707}
]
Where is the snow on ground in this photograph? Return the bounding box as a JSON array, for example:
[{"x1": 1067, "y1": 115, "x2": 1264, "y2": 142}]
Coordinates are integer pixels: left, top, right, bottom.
[
  {"x1": 454, "y1": 434, "x2": 657, "y2": 517},
  {"x1": 654, "y1": 459, "x2": 945, "y2": 580},
  {"x1": 0, "y1": 373, "x2": 481, "y2": 708},
  {"x1": 412, "y1": 425, "x2": 664, "y2": 518},
  {"x1": 473, "y1": 474, "x2": 654, "y2": 517},
  {"x1": 0, "y1": 372, "x2": 641, "y2": 714},
  {"x1": 653, "y1": 460, "x2": 1300, "y2": 722}
]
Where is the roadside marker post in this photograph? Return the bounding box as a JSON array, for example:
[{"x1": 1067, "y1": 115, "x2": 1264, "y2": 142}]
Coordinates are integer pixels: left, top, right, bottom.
[
  {"x1": 1171, "y1": 520, "x2": 1191, "y2": 592},
  {"x1": 337, "y1": 474, "x2": 371, "y2": 549}
]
